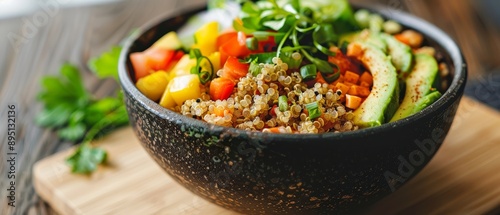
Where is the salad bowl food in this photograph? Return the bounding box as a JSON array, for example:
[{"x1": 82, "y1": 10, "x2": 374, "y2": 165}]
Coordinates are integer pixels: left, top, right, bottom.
[{"x1": 118, "y1": 1, "x2": 466, "y2": 214}]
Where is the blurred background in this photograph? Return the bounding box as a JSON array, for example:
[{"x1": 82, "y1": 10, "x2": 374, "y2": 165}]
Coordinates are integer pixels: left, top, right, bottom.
[{"x1": 0, "y1": 0, "x2": 499, "y2": 214}]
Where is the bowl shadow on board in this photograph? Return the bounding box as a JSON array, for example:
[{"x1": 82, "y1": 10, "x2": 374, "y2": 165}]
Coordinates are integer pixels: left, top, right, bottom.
[{"x1": 118, "y1": 4, "x2": 467, "y2": 215}]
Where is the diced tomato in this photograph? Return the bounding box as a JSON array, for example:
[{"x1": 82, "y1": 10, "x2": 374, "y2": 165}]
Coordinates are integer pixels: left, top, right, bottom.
[
  {"x1": 219, "y1": 32, "x2": 250, "y2": 65},
  {"x1": 210, "y1": 77, "x2": 236, "y2": 100},
  {"x1": 172, "y1": 51, "x2": 184, "y2": 61},
  {"x1": 144, "y1": 47, "x2": 175, "y2": 71},
  {"x1": 130, "y1": 52, "x2": 150, "y2": 81},
  {"x1": 130, "y1": 47, "x2": 183, "y2": 81},
  {"x1": 221, "y1": 56, "x2": 249, "y2": 81}
]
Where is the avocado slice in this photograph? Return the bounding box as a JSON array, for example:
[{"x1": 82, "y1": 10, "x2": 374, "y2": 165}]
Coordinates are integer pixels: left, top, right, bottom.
[
  {"x1": 390, "y1": 54, "x2": 441, "y2": 122},
  {"x1": 415, "y1": 90, "x2": 442, "y2": 112},
  {"x1": 350, "y1": 42, "x2": 400, "y2": 127},
  {"x1": 339, "y1": 30, "x2": 387, "y2": 53},
  {"x1": 379, "y1": 33, "x2": 413, "y2": 73}
]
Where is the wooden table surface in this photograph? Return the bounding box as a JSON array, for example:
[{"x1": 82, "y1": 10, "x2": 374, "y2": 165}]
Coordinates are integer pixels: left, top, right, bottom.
[{"x1": 0, "y1": 0, "x2": 499, "y2": 214}]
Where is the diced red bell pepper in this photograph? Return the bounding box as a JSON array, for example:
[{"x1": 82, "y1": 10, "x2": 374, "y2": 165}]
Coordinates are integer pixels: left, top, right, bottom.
[
  {"x1": 218, "y1": 31, "x2": 250, "y2": 65},
  {"x1": 221, "y1": 56, "x2": 249, "y2": 82},
  {"x1": 210, "y1": 77, "x2": 235, "y2": 100}
]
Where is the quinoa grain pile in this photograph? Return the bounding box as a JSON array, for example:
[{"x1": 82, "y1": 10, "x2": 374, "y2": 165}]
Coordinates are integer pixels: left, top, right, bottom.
[{"x1": 178, "y1": 56, "x2": 358, "y2": 134}]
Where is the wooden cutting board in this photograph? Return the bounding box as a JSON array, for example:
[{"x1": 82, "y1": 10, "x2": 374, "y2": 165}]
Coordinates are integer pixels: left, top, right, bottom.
[{"x1": 33, "y1": 97, "x2": 500, "y2": 215}]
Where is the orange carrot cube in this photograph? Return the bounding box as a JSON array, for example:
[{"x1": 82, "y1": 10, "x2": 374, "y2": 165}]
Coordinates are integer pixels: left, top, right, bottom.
[
  {"x1": 344, "y1": 71, "x2": 360, "y2": 84},
  {"x1": 346, "y1": 94, "x2": 362, "y2": 109},
  {"x1": 359, "y1": 72, "x2": 373, "y2": 86}
]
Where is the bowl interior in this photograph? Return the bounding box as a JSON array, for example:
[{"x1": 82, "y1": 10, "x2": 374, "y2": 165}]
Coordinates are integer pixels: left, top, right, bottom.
[{"x1": 118, "y1": 4, "x2": 467, "y2": 141}]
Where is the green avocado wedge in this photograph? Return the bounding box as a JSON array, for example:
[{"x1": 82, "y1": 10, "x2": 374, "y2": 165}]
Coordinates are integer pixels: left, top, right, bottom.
[
  {"x1": 339, "y1": 30, "x2": 387, "y2": 53},
  {"x1": 379, "y1": 33, "x2": 414, "y2": 73},
  {"x1": 390, "y1": 54, "x2": 441, "y2": 122},
  {"x1": 350, "y1": 42, "x2": 399, "y2": 127}
]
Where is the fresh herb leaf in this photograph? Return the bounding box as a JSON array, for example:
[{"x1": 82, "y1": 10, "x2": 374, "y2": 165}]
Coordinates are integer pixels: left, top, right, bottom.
[
  {"x1": 36, "y1": 104, "x2": 75, "y2": 127},
  {"x1": 249, "y1": 57, "x2": 262, "y2": 76},
  {"x1": 300, "y1": 64, "x2": 317, "y2": 81},
  {"x1": 263, "y1": 18, "x2": 288, "y2": 31},
  {"x1": 66, "y1": 143, "x2": 107, "y2": 174},
  {"x1": 241, "y1": 1, "x2": 260, "y2": 14},
  {"x1": 88, "y1": 46, "x2": 122, "y2": 81},
  {"x1": 248, "y1": 52, "x2": 276, "y2": 64},
  {"x1": 58, "y1": 123, "x2": 87, "y2": 142},
  {"x1": 236, "y1": 0, "x2": 359, "y2": 81},
  {"x1": 37, "y1": 46, "x2": 129, "y2": 174}
]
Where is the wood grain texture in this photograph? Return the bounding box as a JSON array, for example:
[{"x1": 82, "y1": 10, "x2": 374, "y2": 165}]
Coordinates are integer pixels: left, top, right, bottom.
[
  {"x1": 32, "y1": 97, "x2": 500, "y2": 215},
  {"x1": 33, "y1": 128, "x2": 235, "y2": 215},
  {"x1": 1, "y1": 0, "x2": 499, "y2": 214}
]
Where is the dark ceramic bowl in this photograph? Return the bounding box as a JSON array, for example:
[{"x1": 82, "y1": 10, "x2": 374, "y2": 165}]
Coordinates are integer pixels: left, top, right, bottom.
[{"x1": 118, "y1": 4, "x2": 467, "y2": 215}]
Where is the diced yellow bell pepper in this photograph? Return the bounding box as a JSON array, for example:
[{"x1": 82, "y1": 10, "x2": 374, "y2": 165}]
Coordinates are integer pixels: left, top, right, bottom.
[
  {"x1": 193, "y1": 21, "x2": 219, "y2": 56},
  {"x1": 207, "y1": 51, "x2": 221, "y2": 72},
  {"x1": 196, "y1": 51, "x2": 222, "y2": 76},
  {"x1": 152, "y1": 32, "x2": 183, "y2": 50},
  {"x1": 159, "y1": 81, "x2": 176, "y2": 109},
  {"x1": 169, "y1": 74, "x2": 201, "y2": 105},
  {"x1": 136, "y1": 71, "x2": 170, "y2": 101},
  {"x1": 169, "y1": 54, "x2": 197, "y2": 79}
]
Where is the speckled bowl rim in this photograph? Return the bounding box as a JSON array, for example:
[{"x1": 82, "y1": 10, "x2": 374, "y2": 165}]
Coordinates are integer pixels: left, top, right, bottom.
[{"x1": 119, "y1": 3, "x2": 467, "y2": 142}]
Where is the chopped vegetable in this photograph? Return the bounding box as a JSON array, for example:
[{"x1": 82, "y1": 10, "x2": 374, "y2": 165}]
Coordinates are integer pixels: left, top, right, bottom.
[
  {"x1": 170, "y1": 54, "x2": 197, "y2": 78},
  {"x1": 344, "y1": 71, "x2": 360, "y2": 84},
  {"x1": 347, "y1": 85, "x2": 371, "y2": 97},
  {"x1": 395, "y1": 30, "x2": 424, "y2": 48},
  {"x1": 190, "y1": 48, "x2": 215, "y2": 84},
  {"x1": 335, "y1": 82, "x2": 351, "y2": 97},
  {"x1": 222, "y1": 56, "x2": 249, "y2": 81},
  {"x1": 246, "y1": 37, "x2": 259, "y2": 50},
  {"x1": 159, "y1": 81, "x2": 177, "y2": 109},
  {"x1": 249, "y1": 58, "x2": 262, "y2": 76},
  {"x1": 127, "y1": 0, "x2": 445, "y2": 132},
  {"x1": 210, "y1": 77, "x2": 235, "y2": 100},
  {"x1": 135, "y1": 71, "x2": 170, "y2": 101},
  {"x1": 130, "y1": 47, "x2": 182, "y2": 81},
  {"x1": 193, "y1": 21, "x2": 220, "y2": 55},
  {"x1": 305, "y1": 102, "x2": 321, "y2": 120},
  {"x1": 219, "y1": 31, "x2": 251, "y2": 64},
  {"x1": 278, "y1": 95, "x2": 288, "y2": 112},
  {"x1": 359, "y1": 71, "x2": 373, "y2": 86},
  {"x1": 169, "y1": 74, "x2": 202, "y2": 105},
  {"x1": 346, "y1": 94, "x2": 362, "y2": 109},
  {"x1": 152, "y1": 31, "x2": 183, "y2": 50},
  {"x1": 300, "y1": 64, "x2": 318, "y2": 81}
]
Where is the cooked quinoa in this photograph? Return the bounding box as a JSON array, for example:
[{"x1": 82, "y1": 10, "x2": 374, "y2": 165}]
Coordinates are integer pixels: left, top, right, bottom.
[{"x1": 177, "y1": 56, "x2": 358, "y2": 134}]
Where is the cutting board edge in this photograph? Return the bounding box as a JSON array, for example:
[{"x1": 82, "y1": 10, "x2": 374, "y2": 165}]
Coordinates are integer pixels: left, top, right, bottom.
[{"x1": 33, "y1": 152, "x2": 79, "y2": 215}]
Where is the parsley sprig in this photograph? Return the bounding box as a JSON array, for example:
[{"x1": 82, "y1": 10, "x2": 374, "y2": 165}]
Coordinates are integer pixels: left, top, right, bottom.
[
  {"x1": 233, "y1": 0, "x2": 358, "y2": 82},
  {"x1": 37, "y1": 46, "x2": 128, "y2": 174}
]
